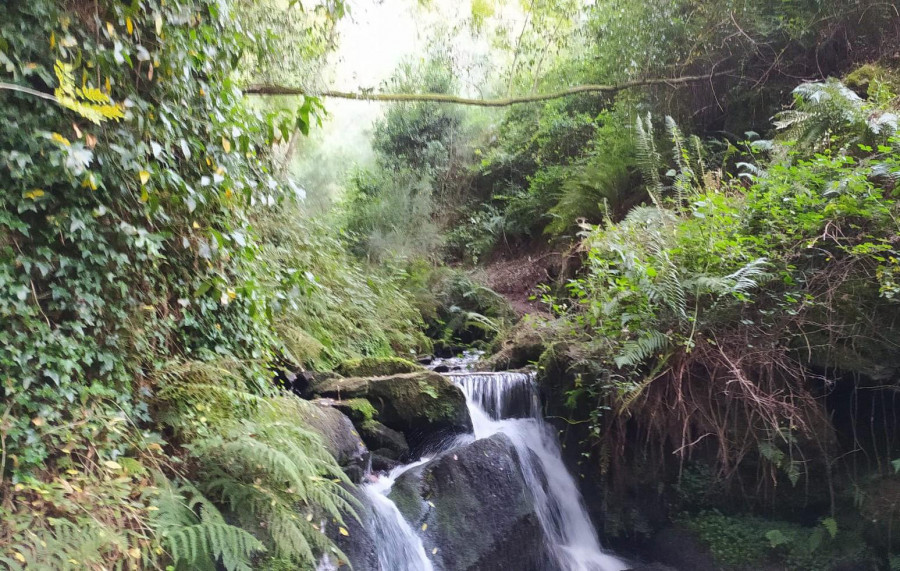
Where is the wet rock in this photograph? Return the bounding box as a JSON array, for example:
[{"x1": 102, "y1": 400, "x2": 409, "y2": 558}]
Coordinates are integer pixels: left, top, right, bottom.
[
  {"x1": 314, "y1": 371, "x2": 472, "y2": 449},
  {"x1": 370, "y1": 452, "x2": 401, "y2": 473},
  {"x1": 299, "y1": 400, "x2": 368, "y2": 483},
  {"x1": 358, "y1": 420, "x2": 409, "y2": 460},
  {"x1": 389, "y1": 434, "x2": 552, "y2": 571},
  {"x1": 323, "y1": 485, "x2": 379, "y2": 570},
  {"x1": 335, "y1": 356, "x2": 424, "y2": 378}
]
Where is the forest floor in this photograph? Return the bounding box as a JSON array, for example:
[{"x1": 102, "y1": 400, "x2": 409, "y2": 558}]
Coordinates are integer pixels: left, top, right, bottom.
[{"x1": 477, "y1": 243, "x2": 562, "y2": 318}]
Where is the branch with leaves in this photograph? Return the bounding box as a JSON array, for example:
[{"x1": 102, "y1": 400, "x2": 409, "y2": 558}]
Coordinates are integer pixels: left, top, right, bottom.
[{"x1": 243, "y1": 69, "x2": 737, "y2": 107}]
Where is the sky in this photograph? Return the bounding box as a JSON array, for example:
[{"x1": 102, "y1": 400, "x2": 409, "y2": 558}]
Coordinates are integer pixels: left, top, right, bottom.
[{"x1": 293, "y1": 0, "x2": 521, "y2": 208}]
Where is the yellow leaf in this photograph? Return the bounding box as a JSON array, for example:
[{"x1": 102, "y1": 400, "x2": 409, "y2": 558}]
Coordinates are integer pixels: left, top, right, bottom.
[
  {"x1": 147, "y1": 506, "x2": 159, "y2": 511},
  {"x1": 306, "y1": 513, "x2": 313, "y2": 522},
  {"x1": 31, "y1": 417, "x2": 45, "y2": 427},
  {"x1": 51, "y1": 132, "x2": 71, "y2": 146},
  {"x1": 50, "y1": 33, "x2": 56, "y2": 49},
  {"x1": 155, "y1": 15, "x2": 163, "y2": 35},
  {"x1": 222, "y1": 137, "x2": 231, "y2": 153},
  {"x1": 139, "y1": 170, "x2": 150, "y2": 185},
  {"x1": 14, "y1": 553, "x2": 25, "y2": 563},
  {"x1": 192, "y1": 221, "x2": 200, "y2": 229},
  {"x1": 66, "y1": 469, "x2": 79, "y2": 475},
  {"x1": 23, "y1": 189, "x2": 45, "y2": 200},
  {"x1": 103, "y1": 460, "x2": 122, "y2": 470},
  {"x1": 14, "y1": 483, "x2": 24, "y2": 492},
  {"x1": 421, "y1": 523, "x2": 428, "y2": 531},
  {"x1": 106, "y1": 22, "x2": 114, "y2": 36},
  {"x1": 226, "y1": 289, "x2": 236, "y2": 300},
  {"x1": 128, "y1": 547, "x2": 140, "y2": 559},
  {"x1": 140, "y1": 188, "x2": 149, "y2": 203},
  {"x1": 339, "y1": 527, "x2": 349, "y2": 536},
  {"x1": 105, "y1": 77, "x2": 111, "y2": 93},
  {"x1": 126, "y1": 17, "x2": 133, "y2": 35}
]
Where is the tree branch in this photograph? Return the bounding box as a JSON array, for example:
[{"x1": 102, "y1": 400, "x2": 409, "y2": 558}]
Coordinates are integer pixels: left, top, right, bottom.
[
  {"x1": 0, "y1": 82, "x2": 58, "y2": 102},
  {"x1": 243, "y1": 69, "x2": 737, "y2": 107}
]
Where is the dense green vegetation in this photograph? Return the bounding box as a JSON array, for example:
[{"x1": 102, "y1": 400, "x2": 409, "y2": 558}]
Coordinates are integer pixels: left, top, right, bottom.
[{"x1": 2, "y1": 0, "x2": 900, "y2": 568}]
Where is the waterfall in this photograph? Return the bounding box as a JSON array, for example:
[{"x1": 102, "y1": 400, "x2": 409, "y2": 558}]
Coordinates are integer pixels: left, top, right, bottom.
[
  {"x1": 446, "y1": 371, "x2": 628, "y2": 571},
  {"x1": 362, "y1": 458, "x2": 435, "y2": 571},
  {"x1": 358, "y1": 350, "x2": 626, "y2": 571}
]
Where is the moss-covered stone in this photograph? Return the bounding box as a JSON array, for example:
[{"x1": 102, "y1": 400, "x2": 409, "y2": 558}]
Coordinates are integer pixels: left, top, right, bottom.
[
  {"x1": 313, "y1": 371, "x2": 472, "y2": 445},
  {"x1": 333, "y1": 397, "x2": 377, "y2": 422},
  {"x1": 297, "y1": 400, "x2": 368, "y2": 483},
  {"x1": 844, "y1": 63, "x2": 900, "y2": 97},
  {"x1": 358, "y1": 419, "x2": 408, "y2": 460},
  {"x1": 335, "y1": 356, "x2": 424, "y2": 377},
  {"x1": 482, "y1": 319, "x2": 547, "y2": 371}
]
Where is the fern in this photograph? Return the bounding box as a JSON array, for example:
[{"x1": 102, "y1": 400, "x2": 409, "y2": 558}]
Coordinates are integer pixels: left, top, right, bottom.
[
  {"x1": 635, "y1": 112, "x2": 664, "y2": 208},
  {"x1": 154, "y1": 360, "x2": 357, "y2": 568},
  {"x1": 154, "y1": 476, "x2": 264, "y2": 571},
  {"x1": 615, "y1": 330, "x2": 669, "y2": 368}
]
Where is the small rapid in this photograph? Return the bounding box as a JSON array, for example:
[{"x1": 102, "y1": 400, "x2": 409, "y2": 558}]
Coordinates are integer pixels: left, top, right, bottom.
[{"x1": 362, "y1": 458, "x2": 435, "y2": 571}]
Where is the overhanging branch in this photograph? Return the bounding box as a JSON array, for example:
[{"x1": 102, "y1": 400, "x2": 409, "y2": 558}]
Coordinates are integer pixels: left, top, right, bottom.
[{"x1": 243, "y1": 69, "x2": 736, "y2": 107}]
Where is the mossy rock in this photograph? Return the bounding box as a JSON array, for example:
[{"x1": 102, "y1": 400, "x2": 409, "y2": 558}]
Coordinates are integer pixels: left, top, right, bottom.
[
  {"x1": 482, "y1": 319, "x2": 547, "y2": 371},
  {"x1": 389, "y1": 434, "x2": 551, "y2": 570},
  {"x1": 332, "y1": 397, "x2": 378, "y2": 423},
  {"x1": 358, "y1": 419, "x2": 408, "y2": 460},
  {"x1": 844, "y1": 63, "x2": 900, "y2": 97},
  {"x1": 313, "y1": 371, "x2": 472, "y2": 446},
  {"x1": 297, "y1": 400, "x2": 368, "y2": 483},
  {"x1": 335, "y1": 356, "x2": 424, "y2": 378}
]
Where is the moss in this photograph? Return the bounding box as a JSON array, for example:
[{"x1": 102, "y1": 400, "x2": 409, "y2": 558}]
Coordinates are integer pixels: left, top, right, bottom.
[
  {"x1": 335, "y1": 356, "x2": 423, "y2": 377},
  {"x1": 342, "y1": 398, "x2": 377, "y2": 421},
  {"x1": 314, "y1": 371, "x2": 472, "y2": 435},
  {"x1": 844, "y1": 63, "x2": 900, "y2": 97}
]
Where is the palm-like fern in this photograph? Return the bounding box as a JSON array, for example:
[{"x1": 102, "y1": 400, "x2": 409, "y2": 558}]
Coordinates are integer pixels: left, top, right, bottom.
[
  {"x1": 154, "y1": 359, "x2": 356, "y2": 568},
  {"x1": 154, "y1": 477, "x2": 265, "y2": 571},
  {"x1": 635, "y1": 112, "x2": 664, "y2": 208}
]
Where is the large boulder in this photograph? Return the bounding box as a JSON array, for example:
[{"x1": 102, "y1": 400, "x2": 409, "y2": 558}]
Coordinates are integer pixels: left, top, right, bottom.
[
  {"x1": 335, "y1": 356, "x2": 424, "y2": 378},
  {"x1": 298, "y1": 400, "x2": 368, "y2": 483},
  {"x1": 389, "y1": 434, "x2": 552, "y2": 571},
  {"x1": 314, "y1": 371, "x2": 472, "y2": 450}
]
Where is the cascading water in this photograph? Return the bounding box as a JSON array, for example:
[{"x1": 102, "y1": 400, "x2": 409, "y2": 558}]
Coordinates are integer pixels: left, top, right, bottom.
[
  {"x1": 446, "y1": 371, "x2": 628, "y2": 571},
  {"x1": 359, "y1": 349, "x2": 626, "y2": 570},
  {"x1": 362, "y1": 458, "x2": 435, "y2": 571}
]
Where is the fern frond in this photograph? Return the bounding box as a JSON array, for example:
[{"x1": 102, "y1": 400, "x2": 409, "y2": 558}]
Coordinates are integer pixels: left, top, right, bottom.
[
  {"x1": 615, "y1": 330, "x2": 669, "y2": 368},
  {"x1": 635, "y1": 113, "x2": 664, "y2": 208}
]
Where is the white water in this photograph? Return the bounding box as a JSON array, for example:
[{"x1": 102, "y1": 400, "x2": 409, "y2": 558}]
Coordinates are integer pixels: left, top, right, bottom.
[
  {"x1": 360, "y1": 352, "x2": 626, "y2": 571},
  {"x1": 448, "y1": 372, "x2": 628, "y2": 571},
  {"x1": 362, "y1": 458, "x2": 435, "y2": 571}
]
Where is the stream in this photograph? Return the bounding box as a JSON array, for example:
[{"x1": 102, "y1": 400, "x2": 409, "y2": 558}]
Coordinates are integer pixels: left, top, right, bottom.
[{"x1": 361, "y1": 353, "x2": 628, "y2": 571}]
